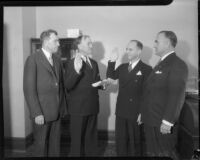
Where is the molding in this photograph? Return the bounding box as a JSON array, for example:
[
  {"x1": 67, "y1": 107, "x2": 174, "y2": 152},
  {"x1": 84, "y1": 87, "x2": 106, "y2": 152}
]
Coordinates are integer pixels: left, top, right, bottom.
[
  {"x1": 4, "y1": 129, "x2": 115, "y2": 151},
  {"x1": 4, "y1": 133, "x2": 33, "y2": 151}
]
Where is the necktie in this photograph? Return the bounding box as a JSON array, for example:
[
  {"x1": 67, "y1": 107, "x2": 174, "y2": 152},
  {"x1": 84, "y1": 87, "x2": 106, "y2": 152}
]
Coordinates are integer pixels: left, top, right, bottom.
[
  {"x1": 86, "y1": 57, "x2": 92, "y2": 68},
  {"x1": 128, "y1": 63, "x2": 132, "y2": 72},
  {"x1": 49, "y1": 56, "x2": 53, "y2": 66}
]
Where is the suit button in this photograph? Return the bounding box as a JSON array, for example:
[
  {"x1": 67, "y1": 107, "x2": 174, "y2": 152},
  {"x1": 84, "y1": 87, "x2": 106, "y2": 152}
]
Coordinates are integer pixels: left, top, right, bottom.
[
  {"x1": 129, "y1": 98, "x2": 133, "y2": 102},
  {"x1": 55, "y1": 83, "x2": 58, "y2": 86}
]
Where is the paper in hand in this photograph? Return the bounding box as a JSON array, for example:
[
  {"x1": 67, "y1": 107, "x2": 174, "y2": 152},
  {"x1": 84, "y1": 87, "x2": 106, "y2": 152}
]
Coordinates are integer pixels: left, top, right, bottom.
[{"x1": 92, "y1": 81, "x2": 102, "y2": 87}]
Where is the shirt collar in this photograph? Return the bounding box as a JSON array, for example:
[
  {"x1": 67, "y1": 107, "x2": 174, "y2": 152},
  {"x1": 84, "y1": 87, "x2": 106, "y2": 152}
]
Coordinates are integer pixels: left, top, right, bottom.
[
  {"x1": 129, "y1": 59, "x2": 140, "y2": 69},
  {"x1": 161, "y1": 51, "x2": 174, "y2": 61},
  {"x1": 80, "y1": 54, "x2": 92, "y2": 67},
  {"x1": 42, "y1": 48, "x2": 52, "y2": 59}
]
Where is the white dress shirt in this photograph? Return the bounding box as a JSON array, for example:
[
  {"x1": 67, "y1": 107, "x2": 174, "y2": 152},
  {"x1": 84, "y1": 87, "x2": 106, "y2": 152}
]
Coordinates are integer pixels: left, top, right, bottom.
[
  {"x1": 160, "y1": 51, "x2": 174, "y2": 61},
  {"x1": 42, "y1": 48, "x2": 53, "y2": 66},
  {"x1": 129, "y1": 59, "x2": 140, "y2": 70},
  {"x1": 81, "y1": 55, "x2": 92, "y2": 68}
]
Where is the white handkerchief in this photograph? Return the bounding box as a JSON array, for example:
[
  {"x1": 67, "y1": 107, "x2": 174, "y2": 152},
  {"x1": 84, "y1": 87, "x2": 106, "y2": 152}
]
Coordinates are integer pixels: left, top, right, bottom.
[
  {"x1": 136, "y1": 71, "x2": 142, "y2": 75},
  {"x1": 155, "y1": 70, "x2": 162, "y2": 74}
]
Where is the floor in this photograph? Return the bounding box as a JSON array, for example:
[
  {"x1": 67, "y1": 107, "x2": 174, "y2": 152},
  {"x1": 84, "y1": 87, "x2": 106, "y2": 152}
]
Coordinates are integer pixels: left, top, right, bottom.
[
  {"x1": 4, "y1": 141, "x2": 117, "y2": 157},
  {"x1": 4, "y1": 118, "x2": 117, "y2": 157}
]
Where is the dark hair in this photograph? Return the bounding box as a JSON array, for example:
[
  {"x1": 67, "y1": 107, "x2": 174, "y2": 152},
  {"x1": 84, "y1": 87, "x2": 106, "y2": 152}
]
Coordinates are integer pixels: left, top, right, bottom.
[
  {"x1": 40, "y1": 29, "x2": 58, "y2": 44},
  {"x1": 159, "y1": 30, "x2": 177, "y2": 47},
  {"x1": 71, "y1": 35, "x2": 90, "y2": 51},
  {"x1": 130, "y1": 40, "x2": 143, "y2": 50}
]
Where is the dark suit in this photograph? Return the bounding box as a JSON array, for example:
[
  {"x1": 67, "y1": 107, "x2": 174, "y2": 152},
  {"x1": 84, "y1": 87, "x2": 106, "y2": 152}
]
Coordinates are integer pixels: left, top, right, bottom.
[
  {"x1": 107, "y1": 60, "x2": 152, "y2": 156},
  {"x1": 64, "y1": 58, "x2": 101, "y2": 156},
  {"x1": 140, "y1": 53, "x2": 188, "y2": 158},
  {"x1": 23, "y1": 49, "x2": 66, "y2": 157}
]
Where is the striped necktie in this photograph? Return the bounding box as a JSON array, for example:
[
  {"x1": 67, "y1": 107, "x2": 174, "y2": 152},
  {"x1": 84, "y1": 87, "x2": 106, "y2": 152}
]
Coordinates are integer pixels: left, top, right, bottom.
[
  {"x1": 128, "y1": 63, "x2": 132, "y2": 72},
  {"x1": 86, "y1": 57, "x2": 92, "y2": 68}
]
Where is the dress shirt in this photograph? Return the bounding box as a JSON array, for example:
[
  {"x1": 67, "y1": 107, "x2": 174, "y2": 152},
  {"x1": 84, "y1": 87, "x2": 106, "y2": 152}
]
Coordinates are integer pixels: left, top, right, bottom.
[
  {"x1": 42, "y1": 48, "x2": 53, "y2": 66},
  {"x1": 129, "y1": 59, "x2": 140, "y2": 70}
]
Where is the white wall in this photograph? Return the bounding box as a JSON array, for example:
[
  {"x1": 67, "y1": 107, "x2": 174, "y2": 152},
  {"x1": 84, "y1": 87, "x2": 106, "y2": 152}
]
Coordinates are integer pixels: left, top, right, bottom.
[
  {"x1": 22, "y1": 7, "x2": 36, "y2": 136},
  {"x1": 3, "y1": 7, "x2": 25, "y2": 138},
  {"x1": 3, "y1": 7, "x2": 36, "y2": 138},
  {"x1": 36, "y1": 0, "x2": 198, "y2": 131}
]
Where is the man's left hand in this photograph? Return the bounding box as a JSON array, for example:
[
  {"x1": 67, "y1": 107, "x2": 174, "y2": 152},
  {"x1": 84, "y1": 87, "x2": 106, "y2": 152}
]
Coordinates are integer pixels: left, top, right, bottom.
[{"x1": 160, "y1": 122, "x2": 171, "y2": 134}]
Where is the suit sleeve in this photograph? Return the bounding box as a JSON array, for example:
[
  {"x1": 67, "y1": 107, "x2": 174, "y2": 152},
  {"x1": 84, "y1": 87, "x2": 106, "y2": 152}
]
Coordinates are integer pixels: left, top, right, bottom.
[
  {"x1": 23, "y1": 56, "x2": 43, "y2": 119},
  {"x1": 64, "y1": 59, "x2": 82, "y2": 91},
  {"x1": 106, "y1": 61, "x2": 119, "y2": 80},
  {"x1": 163, "y1": 63, "x2": 188, "y2": 124}
]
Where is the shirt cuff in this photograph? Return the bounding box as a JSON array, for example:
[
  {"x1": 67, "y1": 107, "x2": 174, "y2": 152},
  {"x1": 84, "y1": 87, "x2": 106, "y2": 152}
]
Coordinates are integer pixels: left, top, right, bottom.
[{"x1": 162, "y1": 120, "x2": 174, "y2": 127}]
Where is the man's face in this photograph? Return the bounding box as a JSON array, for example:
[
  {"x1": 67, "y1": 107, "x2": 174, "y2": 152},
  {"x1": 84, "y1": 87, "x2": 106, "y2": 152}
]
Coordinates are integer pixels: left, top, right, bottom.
[
  {"x1": 46, "y1": 33, "x2": 60, "y2": 53},
  {"x1": 154, "y1": 33, "x2": 169, "y2": 57},
  {"x1": 78, "y1": 37, "x2": 93, "y2": 55},
  {"x1": 126, "y1": 41, "x2": 140, "y2": 61}
]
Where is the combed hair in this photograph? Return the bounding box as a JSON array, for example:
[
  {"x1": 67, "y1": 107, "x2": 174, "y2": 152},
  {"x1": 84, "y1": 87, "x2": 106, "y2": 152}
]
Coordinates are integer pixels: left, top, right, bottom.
[
  {"x1": 71, "y1": 35, "x2": 90, "y2": 51},
  {"x1": 130, "y1": 40, "x2": 143, "y2": 50},
  {"x1": 40, "y1": 29, "x2": 58, "y2": 44},
  {"x1": 159, "y1": 30, "x2": 177, "y2": 48}
]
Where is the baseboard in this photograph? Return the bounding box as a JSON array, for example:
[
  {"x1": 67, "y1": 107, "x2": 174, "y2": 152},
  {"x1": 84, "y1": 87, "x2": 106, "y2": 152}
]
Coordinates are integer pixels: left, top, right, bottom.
[
  {"x1": 4, "y1": 133, "x2": 33, "y2": 151},
  {"x1": 98, "y1": 129, "x2": 115, "y2": 143},
  {"x1": 4, "y1": 130, "x2": 115, "y2": 151}
]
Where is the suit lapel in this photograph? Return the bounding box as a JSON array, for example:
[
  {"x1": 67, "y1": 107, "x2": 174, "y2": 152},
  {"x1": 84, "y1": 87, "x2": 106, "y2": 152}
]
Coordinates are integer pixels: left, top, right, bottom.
[
  {"x1": 38, "y1": 49, "x2": 58, "y2": 81},
  {"x1": 52, "y1": 54, "x2": 60, "y2": 81},
  {"x1": 121, "y1": 61, "x2": 142, "y2": 87},
  {"x1": 129, "y1": 60, "x2": 142, "y2": 76},
  {"x1": 90, "y1": 59, "x2": 97, "y2": 81}
]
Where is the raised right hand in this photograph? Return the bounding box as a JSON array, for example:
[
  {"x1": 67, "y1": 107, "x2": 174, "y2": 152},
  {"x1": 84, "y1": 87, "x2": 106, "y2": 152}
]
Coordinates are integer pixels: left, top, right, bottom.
[
  {"x1": 74, "y1": 52, "x2": 83, "y2": 73},
  {"x1": 109, "y1": 47, "x2": 119, "y2": 62},
  {"x1": 35, "y1": 115, "x2": 44, "y2": 125},
  {"x1": 137, "y1": 113, "x2": 142, "y2": 125}
]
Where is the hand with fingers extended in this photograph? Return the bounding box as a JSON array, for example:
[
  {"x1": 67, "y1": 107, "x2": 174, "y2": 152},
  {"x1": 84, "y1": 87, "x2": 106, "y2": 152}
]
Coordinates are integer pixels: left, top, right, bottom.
[
  {"x1": 109, "y1": 47, "x2": 119, "y2": 62},
  {"x1": 35, "y1": 115, "x2": 45, "y2": 125},
  {"x1": 74, "y1": 51, "x2": 83, "y2": 74},
  {"x1": 137, "y1": 113, "x2": 143, "y2": 125}
]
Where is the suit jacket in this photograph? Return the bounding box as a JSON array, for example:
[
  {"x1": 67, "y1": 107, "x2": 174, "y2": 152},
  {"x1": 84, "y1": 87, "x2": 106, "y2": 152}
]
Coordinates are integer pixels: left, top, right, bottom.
[
  {"x1": 64, "y1": 58, "x2": 101, "y2": 116},
  {"x1": 141, "y1": 53, "x2": 188, "y2": 127},
  {"x1": 23, "y1": 49, "x2": 67, "y2": 122},
  {"x1": 107, "y1": 60, "x2": 152, "y2": 121}
]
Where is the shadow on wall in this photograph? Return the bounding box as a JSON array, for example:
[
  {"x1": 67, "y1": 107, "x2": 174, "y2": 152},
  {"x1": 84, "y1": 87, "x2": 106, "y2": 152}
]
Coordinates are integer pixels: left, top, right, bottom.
[
  {"x1": 92, "y1": 41, "x2": 118, "y2": 155},
  {"x1": 140, "y1": 46, "x2": 153, "y2": 65},
  {"x1": 92, "y1": 41, "x2": 118, "y2": 128},
  {"x1": 176, "y1": 40, "x2": 198, "y2": 89},
  {"x1": 3, "y1": 24, "x2": 12, "y2": 138},
  {"x1": 92, "y1": 41, "x2": 111, "y2": 131}
]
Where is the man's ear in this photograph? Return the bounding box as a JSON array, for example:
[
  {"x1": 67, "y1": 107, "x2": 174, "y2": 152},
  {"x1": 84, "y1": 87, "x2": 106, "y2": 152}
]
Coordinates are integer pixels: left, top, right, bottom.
[
  {"x1": 77, "y1": 43, "x2": 81, "y2": 51},
  {"x1": 166, "y1": 39, "x2": 171, "y2": 48},
  {"x1": 138, "y1": 49, "x2": 142, "y2": 56}
]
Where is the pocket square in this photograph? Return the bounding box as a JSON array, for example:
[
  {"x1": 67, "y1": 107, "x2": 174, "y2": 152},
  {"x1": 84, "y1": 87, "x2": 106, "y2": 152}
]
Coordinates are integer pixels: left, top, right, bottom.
[
  {"x1": 155, "y1": 70, "x2": 162, "y2": 74},
  {"x1": 136, "y1": 71, "x2": 142, "y2": 75}
]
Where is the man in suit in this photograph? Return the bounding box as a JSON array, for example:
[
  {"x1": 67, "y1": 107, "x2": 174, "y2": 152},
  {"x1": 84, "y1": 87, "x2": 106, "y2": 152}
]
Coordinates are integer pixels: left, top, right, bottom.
[
  {"x1": 139, "y1": 31, "x2": 188, "y2": 159},
  {"x1": 64, "y1": 35, "x2": 107, "y2": 156},
  {"x1": 106, "y1": 40, "x2": 152, "y2": 156},
  {"x1": 23, "y1": 29, "x2": 67, "y2": 157}
]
